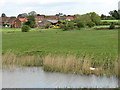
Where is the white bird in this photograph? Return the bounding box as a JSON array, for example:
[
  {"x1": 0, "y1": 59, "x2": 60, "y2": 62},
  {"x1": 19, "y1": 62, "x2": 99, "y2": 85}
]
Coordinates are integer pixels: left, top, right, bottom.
[{"x1": 90, "y1": 67, "x2": 95, "y2": 71}]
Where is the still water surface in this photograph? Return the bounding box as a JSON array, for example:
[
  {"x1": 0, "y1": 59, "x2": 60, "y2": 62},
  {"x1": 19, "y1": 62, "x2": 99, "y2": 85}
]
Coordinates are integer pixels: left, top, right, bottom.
[{"x1": 2, "y1": 67, "x2": 118, "y2": 88}]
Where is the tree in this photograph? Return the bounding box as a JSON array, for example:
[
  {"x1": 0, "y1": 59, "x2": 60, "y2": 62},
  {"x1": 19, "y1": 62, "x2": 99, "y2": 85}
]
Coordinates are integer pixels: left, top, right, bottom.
[
  {"x1": 28, "y1": 11, "x2": 37, "y2": 16},
  {"x1": 109, "y1": 22, "x2": 115, "y2": 29},
  {"x1": 87, "y1": 12, "x2": 101, "y2": 25},
  {"x1": 101, "y1": 14, "x2": 106, "y2": 20},
  {"x1": 24, "y1": 15, "x2": 37, "y2": 28},
  {"x1": 87, "y1": 21, "x2": 95, "y2": 27},
  {"x1": 77, "y1": 21, "x2": 85, "y2": 28},
  {"x1": 17, "y1": 13, "x2": 28, "y2": 18},
  {"x1": 1, "y1": 13, "x2": 6, "y2": 17},
  {"x1": 109, "y1": 10, "x2": 120, "y2": 20}
]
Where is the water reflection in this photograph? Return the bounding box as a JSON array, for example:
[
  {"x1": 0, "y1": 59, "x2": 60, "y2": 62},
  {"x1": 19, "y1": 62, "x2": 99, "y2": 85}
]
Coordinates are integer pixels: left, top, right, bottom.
[{"x1": 2, "y1": 67, "x2": 118, "y2": 88}]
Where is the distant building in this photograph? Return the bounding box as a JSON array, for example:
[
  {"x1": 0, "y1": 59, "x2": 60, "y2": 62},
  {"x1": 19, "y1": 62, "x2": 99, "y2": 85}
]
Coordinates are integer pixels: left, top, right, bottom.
[
  {"x1": 13, "y1": 18, "x2": 27, "y2": 28},
  {"x1": 1, "y1": 14, "x2": 76, "y2": 28}
]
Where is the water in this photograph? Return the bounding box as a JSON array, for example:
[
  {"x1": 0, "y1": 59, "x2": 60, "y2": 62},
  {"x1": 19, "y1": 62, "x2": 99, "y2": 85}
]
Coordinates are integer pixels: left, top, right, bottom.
[{"x1": 2, "y1": 67, "x2": 118, "y2": 88}]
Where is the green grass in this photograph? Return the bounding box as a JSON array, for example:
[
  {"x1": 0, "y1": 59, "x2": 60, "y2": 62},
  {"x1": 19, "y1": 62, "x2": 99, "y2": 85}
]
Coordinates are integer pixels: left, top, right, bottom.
[
  {"x1": 101, "y1": 20, "x2": 119, "y2": 22},
  {"x1": 94, "y1": 25, "x2": 119, "y2": 28},
  {"x1": 2, "y1": 28, "x2": 118, "y2": 76}
]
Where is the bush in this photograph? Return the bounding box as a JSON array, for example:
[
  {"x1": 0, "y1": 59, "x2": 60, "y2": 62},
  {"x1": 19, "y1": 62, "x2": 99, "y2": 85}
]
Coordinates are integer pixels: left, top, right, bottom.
[
  {"x1": 45, "y1": 24, "x2": 50, "y2": 29},
  {"x1": 87, "y1": 21, "x2": 95, "y2": 27},
  {"x1": 77, "y1": 21, "x2": 85, "y2": 28},
  {"x1": 109, "y1": 22, "x2": 115, "y2": 29},
  {"x1": 3, "y1": 24, "x2": 9, "y2": 27},
  {"x1": 22, "y1": 25, "x2": 30, "y2": 32},
  {"x1": 102, "y1": 21, "x2": 110, "y2": 25}
]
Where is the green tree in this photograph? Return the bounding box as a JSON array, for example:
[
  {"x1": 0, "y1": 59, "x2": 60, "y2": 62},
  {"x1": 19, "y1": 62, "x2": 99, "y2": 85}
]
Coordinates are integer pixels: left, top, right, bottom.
[
  {"x1": 87, "y1": 12, "x2": 101, "y2": 25},
  {"x1": 28, "y1": 11, "x2": 37, "y2": 16},
  {"x1": 77, "y1": 21, "x2": 85, "y2": 28},
  {"x1": 1, "y1": 13, "x2": 6, "y2": 17},
  {"x1": 24, "y1": 15, "x2": 37, "y2": 28},
  {"x1": 109, "y1": 10, "x2": 120, "y2": 20}
]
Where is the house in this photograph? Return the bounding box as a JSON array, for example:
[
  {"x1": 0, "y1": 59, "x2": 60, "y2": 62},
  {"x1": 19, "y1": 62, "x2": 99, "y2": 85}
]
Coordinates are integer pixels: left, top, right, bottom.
[
  {"x1": 35, "y1": 15, "x2": 45, "y2": 22},
  {"x1": 44, "y1": 15, "x2": 58, "y2": 20},
  {"x1": 1, "y1": 17, "x2": 10, "y2": 24},
  {"x1": 8, "y1": 17, "x2": 16, "y2": 27},
  {"x1": 13, "y1": 18, "x2": 27, "y2": 28},
  {"x1": 65, "y1": 15, "x2": 76, "y2": 21}
]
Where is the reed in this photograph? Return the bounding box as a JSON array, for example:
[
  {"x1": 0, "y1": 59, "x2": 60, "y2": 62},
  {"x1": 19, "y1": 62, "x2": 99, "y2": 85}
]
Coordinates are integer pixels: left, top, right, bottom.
[{"x1": 2, "y1": 51, "x2": 118, "y2": 76}]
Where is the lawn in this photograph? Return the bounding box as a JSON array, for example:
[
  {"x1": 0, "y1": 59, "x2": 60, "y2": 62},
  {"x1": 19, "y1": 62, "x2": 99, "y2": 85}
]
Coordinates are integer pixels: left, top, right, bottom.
[{"x1": 2, "y1": 28, "x2": 118, "y2": 75}]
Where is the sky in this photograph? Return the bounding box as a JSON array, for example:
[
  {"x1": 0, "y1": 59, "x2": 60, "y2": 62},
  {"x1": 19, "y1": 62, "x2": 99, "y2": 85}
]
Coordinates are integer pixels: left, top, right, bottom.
[{"x1": 0, "y1": 0, "x2": 120, "y2": 17}]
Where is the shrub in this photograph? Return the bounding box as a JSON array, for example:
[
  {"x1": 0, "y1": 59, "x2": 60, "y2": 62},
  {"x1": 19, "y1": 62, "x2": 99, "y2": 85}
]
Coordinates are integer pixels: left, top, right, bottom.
[
  {"x1": 87, "y1": 21, "x2": 95, "y2": 27},
  {"x1": 109, "y1": 22, "x2": 115, "y2": 29},
  {"x1": 102, "y1": 21, "x2": 110, "y2": 25},
  {"x1": 77, "y1": 21, "x2": 85, "y2": 28},
  {"x1": 67, "y1": 22, "x2": 74, "y2": 30},
  {"x1": 21, "y1": 25, "x2": 30, "y2": 32},
  {"x1": 45, "y1": 24, "x2": 50, "y2": 29},
  {"x1": 3, "y1": 24, "x2": 9, "y2": 27}
]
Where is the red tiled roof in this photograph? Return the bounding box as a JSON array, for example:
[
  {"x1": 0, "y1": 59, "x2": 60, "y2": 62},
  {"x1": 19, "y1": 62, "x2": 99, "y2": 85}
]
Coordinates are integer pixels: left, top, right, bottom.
[{"x1": 19, "y1": 18, "x2": 27, "y2": 22}]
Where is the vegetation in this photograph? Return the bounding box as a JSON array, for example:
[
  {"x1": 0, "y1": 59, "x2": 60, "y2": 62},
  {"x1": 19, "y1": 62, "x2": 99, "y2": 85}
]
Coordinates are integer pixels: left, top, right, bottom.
[
  {"x1": 109, "y1": 10, "x2": 120, "y2": 20},
  {"x1": 1, "y1": 13, "x2": 7, "y2": 17},
  {"x1": 2, "y1": 28, "x2": 118, "y2": 76},
  {"x1": 109, "y1": 22, "x2": 115, "y2": 29},
  {"x1": 24, "y1": 15, "x2": 37, "y2": 28},
  {"x1": 21, "y1": 25, "x2": 30, "y2": 32}
]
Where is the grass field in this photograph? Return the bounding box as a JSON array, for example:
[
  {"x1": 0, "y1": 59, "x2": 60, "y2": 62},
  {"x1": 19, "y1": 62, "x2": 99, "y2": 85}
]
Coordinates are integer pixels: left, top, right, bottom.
[
  {"x1": 94, "y1": 25, "x2": 119, "y2": 28},
  {"x1": 101, "y1": 20, "x2": 119, "y2": 22},
  {"x1": 2, "y1": 28, "x2": 118, "y2": 76}
]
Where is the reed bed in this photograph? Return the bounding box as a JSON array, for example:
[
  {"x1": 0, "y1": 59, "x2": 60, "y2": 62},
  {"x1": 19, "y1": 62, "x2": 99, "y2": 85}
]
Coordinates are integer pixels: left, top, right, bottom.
[{"x1": 2, "y1": 51, "x2": 118, "y2": 76}]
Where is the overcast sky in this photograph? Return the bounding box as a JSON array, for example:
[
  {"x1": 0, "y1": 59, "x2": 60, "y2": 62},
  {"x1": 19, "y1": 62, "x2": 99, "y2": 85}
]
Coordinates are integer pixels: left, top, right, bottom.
[{"x1": 0, "y1": 0, "x2": 120, "y2": 17}]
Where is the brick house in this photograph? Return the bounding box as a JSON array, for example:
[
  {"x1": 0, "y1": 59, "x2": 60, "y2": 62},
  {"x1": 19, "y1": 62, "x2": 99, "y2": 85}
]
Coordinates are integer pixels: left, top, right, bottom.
[
  {"x1": 8, "y1": 17, "x2": 16, "y2": 27},
  {"x1": 44, "y1": 15, "x2": 58, "y2": 20},
  {"x1": 13, "y1": 18, "x2": 27, "y2": 28},
  {"x1": 1, "y1": 17, "x2": 10, "y2": 24},
  {"x1": 65, "y1": 15, "x2": 76, "y2": 21},
  {"x1": 35, "y1": 15, "x2": 45, "y2": 22}
]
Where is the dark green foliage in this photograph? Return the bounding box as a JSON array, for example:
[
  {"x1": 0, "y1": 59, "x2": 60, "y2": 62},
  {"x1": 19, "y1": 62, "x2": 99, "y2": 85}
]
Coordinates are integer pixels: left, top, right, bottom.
[
  {"x1": 3, "y1": 24, "x2": 9, "y2": 27},
  {"x1": 45, "y1": 24, "x2": 50, "y2": 29},
  {"x1": 101, "y1": 14, "x2": 116, "y2": 20},
  {"x1": 87, "y1": 21, "x2": 95, "y2": 27},
  {"x1": 77, "y1": 21, "x2": 85, "y2": 28},
  {"x1": 109, "y1": 10, "x2": 120, "y2": 20},
  {"x1": 109, "y1": 22, "x2": 115, "y2": 29},
  {"x1": 1, "y1": 13, "x2": 6, "y2": 17},
  {"x1": 58, "y1": 20, "x2": 62, "y2": 24},
  {"x1": 102, "y1": 21, "x2": 110, "y2": 25},
  {"x1": 24, "y1": 15, "x2": 37, "y2": 28},
  {"x1": 21, "y1": 25, "x2": 30, "y2": 32},
  {"x1": 61, "y1": 22, "x2": 75, "y2": 31},
  {"x1": 28, "y1": 11, "x2": 37, "y2": 16}
]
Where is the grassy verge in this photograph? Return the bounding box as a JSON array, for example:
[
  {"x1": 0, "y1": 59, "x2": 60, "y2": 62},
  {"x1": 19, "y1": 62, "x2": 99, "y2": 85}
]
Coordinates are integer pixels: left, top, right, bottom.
[{"x1": 2, "y1": 28, "x2": 118, "y2": 76}]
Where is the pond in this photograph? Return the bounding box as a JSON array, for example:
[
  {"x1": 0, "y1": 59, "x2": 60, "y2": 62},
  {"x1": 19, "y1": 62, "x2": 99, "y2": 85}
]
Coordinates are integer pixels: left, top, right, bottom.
[{"x1": 2, "y1": 67, "x2": 118, "y2": 88}]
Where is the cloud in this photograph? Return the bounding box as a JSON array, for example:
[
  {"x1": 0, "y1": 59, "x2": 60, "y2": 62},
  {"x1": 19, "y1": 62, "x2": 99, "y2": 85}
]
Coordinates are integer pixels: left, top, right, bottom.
[
  {"x1": 2, "y1": 0, "x2": 119, "y2": 5},
  {"x1": 1, "y1": 0, "x2": 120, "y2": 16}
]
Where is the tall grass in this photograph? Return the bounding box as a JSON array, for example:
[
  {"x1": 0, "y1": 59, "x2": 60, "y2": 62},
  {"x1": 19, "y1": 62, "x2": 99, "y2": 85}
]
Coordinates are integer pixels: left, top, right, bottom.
[
  {"x1": 43, "y1": 55, "x2": 118, "y2": 76},
  {"x1": 2, "y1": 51, "x2": 118, "y2": 76}
]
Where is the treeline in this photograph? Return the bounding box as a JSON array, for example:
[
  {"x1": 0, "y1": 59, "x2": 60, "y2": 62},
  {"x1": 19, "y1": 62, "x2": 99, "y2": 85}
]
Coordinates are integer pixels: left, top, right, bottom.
[
  {"x1": 101, "y1": 10, "x2": 120, "y2": 20},
  {"x1": 59, "y1": 12, "x2": 101, "y2": 31}
]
